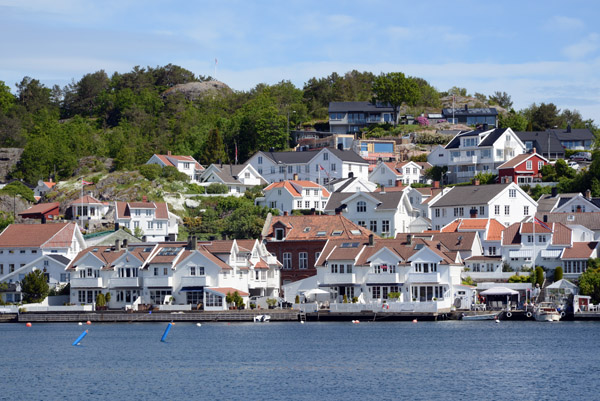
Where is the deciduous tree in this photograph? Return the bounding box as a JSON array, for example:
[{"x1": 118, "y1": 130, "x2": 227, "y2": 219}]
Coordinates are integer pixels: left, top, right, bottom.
[{"x1": 371, "y1": 72, "x2": 419, "y2": 125}]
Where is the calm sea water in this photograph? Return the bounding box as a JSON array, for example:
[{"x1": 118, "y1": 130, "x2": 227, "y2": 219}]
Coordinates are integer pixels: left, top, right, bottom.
[{"x1": 1, "y1": 320, "x2": 599, "y2": 400}]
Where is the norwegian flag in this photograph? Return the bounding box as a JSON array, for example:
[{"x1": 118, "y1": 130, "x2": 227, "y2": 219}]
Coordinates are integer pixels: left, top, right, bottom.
[
  {"x1": 533, "y1": 217, "x2": 551, "y2": 231},
  {"x1": 82, "y1": 179, "x2": 93, "y2": 185},
  {"x1": 319, "y1": 164, "x2": 329, "y2": 178}
]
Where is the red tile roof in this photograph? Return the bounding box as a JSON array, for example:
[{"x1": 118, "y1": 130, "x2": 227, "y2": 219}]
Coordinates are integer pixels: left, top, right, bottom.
[
  {"x1": 115, "y1": 201, "x2": 169, "y2": 219},
  {"x1": 18, "y1": 202, "x2": 60, "y2": 216},
  {"x1": 265, "y1": 214, "x2": 375, "y2": 241},
  {"x1": 208, "y1": 287, "x2": 249, "y2": 297},
  {"x1": 562, "y1": 242, "x2": 597, "y2": 259},
  {"x1": 70, "y1": 195, "x2": 103, "y2": 205},
  {"x1": 264, "y1": 180, "x2": 330, "y2": 198}
]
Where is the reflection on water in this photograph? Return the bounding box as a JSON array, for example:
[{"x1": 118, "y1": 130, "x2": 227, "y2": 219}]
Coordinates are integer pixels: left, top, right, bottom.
[{"x1": 2, "y1": 321, "x2": 600, "y2": 400}]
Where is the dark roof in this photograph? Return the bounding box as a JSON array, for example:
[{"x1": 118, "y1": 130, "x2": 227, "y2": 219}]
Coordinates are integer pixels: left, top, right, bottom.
[
  {"x1": 431, "y1": 184, "x2": 511, "y2": 207},
  {"x1": 329, "y1": 101, "x2": 393, "y2": 113},
  {"x1": 325, "y1": 191, "x2": 404, "y2": 211},
  {"x1": 535, "y1": 212, "x2": 600, "y2": 231},
  {"x1": 536, "y1": 193, "x2": 580, "y2": 213},
  {"x1": 514, "y1": 131, "x2": 565, "y2": 155},
  {"x1": 331, "y1": 177, "x2": 359, "y2": 192},
  {"x1": 47, "y1": 254, "x2": 71, "y2": 265},
  {"x1": 259, "y1": 147, "x2": 367, "y2": 165},
  {"x1": 444, "y1": 128, "x2": 507, "y2": 149},
  {"x1": 441, "y1": 107, "x2": 498, "y2": 117},
  {"x1": 547, "y1": 128, "x2": 595, "y2": 141}
]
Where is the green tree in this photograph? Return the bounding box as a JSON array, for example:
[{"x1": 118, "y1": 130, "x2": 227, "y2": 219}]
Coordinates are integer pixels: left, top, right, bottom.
[
  {"x1": 371, "y1": 72, "x2": 419, "y2": 125},
  {"x1": 95, "y1": 292, "x2": 106, "y2": 307},
  {"x1": 524, "y1": 103, "x2": 561, "y2": 131},
  {"x1": 498, "y1": 110, "x2": 528, "y2": 131},
  {"x1": 579, "y1": 264, "x2": 600, "y2": 303},
  {"x1": 488, "y1": 91, "x2": 513, "y2": 109},
  {"x1": 200, "y1": 128, "x2": 227, "y2": 165},
  {"x1": 535, "y1": 266, "x2": 545, "y2": 287},
  {"x1": 0, "y1": 181, "x2": 35, "y2": 202},
  {"x1": 21, "y1": 270, "x2": 50, "y2": 304},
  {"x1": 554, "y1": 266, "x2": 563, "y2": 281},
  {"x1": 134, "y1": 226, "x2": 144, "y2": 238},
  {"x1": 206, "y1": 183, "x2": 228, "y2": 194},
  {"x1": 473, "y1": 172, "x2": 496, "y2": 185},
  {"x1": 138, "y1": 164, "x2": 162, "y2": 181},
  {"x1": 424, "y1": 165, "x2": 448, "y2": 182}
]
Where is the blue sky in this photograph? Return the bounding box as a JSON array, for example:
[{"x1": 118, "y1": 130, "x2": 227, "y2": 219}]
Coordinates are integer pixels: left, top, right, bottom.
[{"x1": 1, "y1": 0, "x2": 599, "y2": 122}]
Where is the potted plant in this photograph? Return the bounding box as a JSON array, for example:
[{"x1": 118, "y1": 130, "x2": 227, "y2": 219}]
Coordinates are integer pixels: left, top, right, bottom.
[
  {"x1": 266, "y1": 298, "x2": 278, "y2": 309},
  {"x1": 295, "y1": 295, "x2": 300, "y2": 304},
  {"x1": 105, "y1": 292, "x2": 111, "y2": 308}
]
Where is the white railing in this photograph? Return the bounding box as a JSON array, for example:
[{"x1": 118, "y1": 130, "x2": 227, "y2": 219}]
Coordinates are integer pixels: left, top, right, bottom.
[
  {"x1": 109, "y1": 277, "x2": 140, "y2": 288},
  {"x1": 457, "y1": 171, "x2": 476, "y2": 178},
  {"x1": 406, "y1": 273, "x2": 441, "y2": 283},
  {"x1": 70, "y1": 277, "x2": 103, "y2": 288},
  {"x1": 366, "y1": 273, "x2": 404, "y2": 284},
  {"x1": 451, "y1": 156, "x2": 477, "y2": 163},
  {"x1": 328, "y1": 301, "x2": 447, "y2": 313},
  {"x1": 323, "y1": 273, "x2": 356, "y2": 285},
  {"x1": 157, "y1": 304, "x2": 192, "y2": 311},
  {"x1": 293, "y1": 302, "x2": 319, "y2": 313},
  {"x1": 144, "y1": 277, "x2": 173, "y2": 287},
  {"x1": 463, "y1": 272, "x2": 518, "y2": 280},
  {"x1": 180, "y1": 276, "x2": 212, "y2": 287}
]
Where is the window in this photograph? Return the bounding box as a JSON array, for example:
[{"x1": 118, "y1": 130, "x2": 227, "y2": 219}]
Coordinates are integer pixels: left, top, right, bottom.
[
  {"x1": 357, "y1": 220, "x2": 366, "y2": 227},
  {"x1": 147, "y1": 222, "x2": 153, "y2": 229},
  {"x1": 163, "y1": 267, "x2": 168, "y2": 275},
  {"x1": 538, "y1": 235, "x2": 547, "y2": 243},
  {"x1": 509, "y1": 189, "x2": 516, "y2": 198},
  {"x1": 331, "y1": 163, "x2": 336, "y2": 171},
  {"x1": 526, "y1": 161, "x2": 532, "y2": 170},
  {"x1": 369, "y1": 220, "x2": 377, "y2": 232},
  {"x1": 488, "y1": 247, "x2": 496, "y2": 256},
  {"x1": 382, "y1": 220, "x2": 390, "y2": 234},
  {"x1": 495, "y1": 205, "x2": 500, "y2": 215},
  {"x1": 135, "y1": 209, "x2": 141, "y2": 216},
  {"x1": 323, "y1": 152, "x2": 328, "y2": 161},
  {"x1": 453, "y1": 207, "x2": 464, "y2": 217},
  {"x1": 435, "y1": 209, "x2": 440, "y2": 218},
  {"x1": 479, "y1": 206, "x2": 485, "y2": 215},
  {"x1": 157, "y1": 222, "x2": 163, "y2": 229},
  {"x1": 275, "y1": 228, "x2": 284, "y2": 241},
  {"x1": 288, "y1": 166, "x2": 293, "y2": 174},
  {"x1": 524, "y1": 206, "x2": 529, "y2": 215},
  {"x1": 296, "y1": 201, "x2": 302, "y2": 208},
  {"x1": 279, "y1": 166, "x2": 285, "y2": 174},
  {"x1": 305, "y1": 201, "x2": 310, "y2": 208},
  {"x1": 134, "y1": 221, "x2": 139, "y2": 228},
  {"x1": 258, "y1": 168, "x2": 262, "y2": 174},
  {"x1": 315, "y1": 252, "x2": 321, "y2": 263},
  {"x1": 527, "y1": 235, "x2": 533, "y2": 243},
  {"x1": 538, "y1": 161, "x2": 543, "y2": 170},
  {"x1": 357, "y1": 201, "x2": 367, "y2": 212},
  {"x1": 299, "y1": 252, "x2": 308, "y2": 269},
  {"x1": 496, "y1": 149, "x2": 503, "y2": 158},
  {"x1": 271, "y1": 166, "x2": 275, "y2": 174},
  {"x1": 190, "y1": 266, "x2": 196, "y2": 276},
  {"x1": 505, "y1": 205, "x2": 510, "y2": 215},
  {"x1": 283, "y1": 253, "x2": 292, "y2": 269},
  {"x1": 258, "y1": 156, "x2": 263, "y2": 164}
]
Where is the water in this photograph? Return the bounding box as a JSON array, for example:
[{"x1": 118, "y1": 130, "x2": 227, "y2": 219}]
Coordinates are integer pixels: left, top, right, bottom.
[{"x1": 2, "y1": 320, "x2": 599, "y2": 400}]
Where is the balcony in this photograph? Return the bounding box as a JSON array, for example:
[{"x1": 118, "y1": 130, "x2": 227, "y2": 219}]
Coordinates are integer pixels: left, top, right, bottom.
[
  {"x1": 366, "y1": 273, "x2": 404, "y2": 284},
  {"x1": 451, "y1": 156, "x2": 478, "y2": 164},
  {"x1": 457, "y1": 170, "x2": 477, "y2": 178},
  {"x1": 109, "y1": 277, "x2": 140, "y2": 288},
  {"x1": 267, "y1": 276, "x2": 279, "y2": 288},
  {"x1": 323, "y1": 273, "x2": 356, "y2": 285},
  {"x1": 347, "y1": 119, "x2": 366, "y2": 124},
  {"x1": 248, "y1": 280, "x2": 266, "y2": 289},
  {"x1": 180, "y1": 276, "x2": 213, "y2": 287},
  {"x1": 144, "y1": 276, "x2": 173, "y2": 288},
  {"x1": 70, "y1": 277, "x2": 103, "y2": 288},
  {"x1": 406, "y1": 272, "x2": 441, "y2": 283}
]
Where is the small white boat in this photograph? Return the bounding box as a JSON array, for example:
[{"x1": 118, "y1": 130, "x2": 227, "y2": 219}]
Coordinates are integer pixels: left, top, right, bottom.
[
  {"x1": 254, "y1": 314, "x2": 271, "y2": 322},
  {"x1": 462, "y1": 313, "x2": 499, "y2": 321},
  {"x1": 534, "y1": 303, "x2": 561, "y2": 322}
]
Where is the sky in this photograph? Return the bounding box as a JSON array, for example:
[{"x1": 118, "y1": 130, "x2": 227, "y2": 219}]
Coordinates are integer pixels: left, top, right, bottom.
[{"x1": 1, "y1": 0, "x2": 599, "y2": 122}]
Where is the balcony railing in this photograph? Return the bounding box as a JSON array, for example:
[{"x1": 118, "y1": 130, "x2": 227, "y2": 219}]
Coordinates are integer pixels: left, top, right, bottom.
[
  {"x1": 109, "y1": 277, "x2": 140, "y2": 288},
  {"x1": 366, "y1": 273, "x2": 404, "y2": 284},
  {"x1": 70, "y1": 277, "x2": 103, "y2": 288},
  {"x1": 457, "y1": 171, "x2": 477, "y2": 178},
  {"x1": 323, "y1": 273, "x2": 356, "y2": 285},
  {"x1": 406, "y1": 272, "x2": 441, "y2": 283},
  {"x1": 179, "y1": 276, "x2": 212, "y2": 287},
  {"x1": 144, "y1": 276, "x2": 173, "y2": 288},
  {"x1": 451, "y1": 156, "x2": 478, "y2": 163}
]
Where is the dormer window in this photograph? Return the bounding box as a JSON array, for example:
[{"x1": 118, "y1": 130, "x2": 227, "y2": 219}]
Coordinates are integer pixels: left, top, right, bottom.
[{"x1": 275, "y1": 228, "x2": 284, "y2": 241}]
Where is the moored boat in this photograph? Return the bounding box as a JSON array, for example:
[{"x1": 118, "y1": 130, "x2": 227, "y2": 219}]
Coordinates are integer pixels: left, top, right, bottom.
[
  {"x1": 461, "y1": 313, "x2": 499, "y2": 321},
  {"x1": 534, "y1": 303, "x2": 560, "y2": 322}
]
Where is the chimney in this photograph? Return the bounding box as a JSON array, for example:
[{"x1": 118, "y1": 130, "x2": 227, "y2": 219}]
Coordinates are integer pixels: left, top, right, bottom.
[
  {"x1": 348, "y1": 172, "x2": 354, "y2": 178},
  {"x1": 407, "y1": 234, "x2": 412, "y2": 245},
  {"x1": 470, "y1": 208, "x2": 478, "y2": 218},
  {"x1": 283, "y1": 211, "x2": 288, "y2": 216},
  {"x1": 474, "y1": 179, "x2": 480, "y2": 186},
  {"x1": 115, "y1": 239, "x2": 121, "y2": 251},
  {"x1": 551, "y1": 187, "x2": 558, "y2": 197},
  {"x1": 576, "y1": 205, "x2": 582, "y2": 213},
  {"x1": 368, "y1": 234, "x2": 374, "y2": 246},
  {"x1": 49, "y1": 177, "x2": 53, "y2": 183},
  {"x1": 457, "y1": 235, "x2": 463, "y2": 245},
  {"x1": 586, "y1": 189, "x2": 592, "y2": 201},
  {"x1": 337, "y1": 143, "x2": 343, "y2": 151},
  {"x1": 269, "y1": 147, "x2": 275, "y2": 152},
  {"x1": 293, "y1": 173, "x2": 298, "y2": 180},
  {"x1": 433, "y1": 181, "x2": 440, "y2": 189},
  {"x1": 188, "y1": 235, "x2": 198, "y2": 250},
  {"x1": 482, "y1": 123, "x2": 488, "y2": 131},
  {"x1": 122, "y1": 239, "x2": 128, "y2": 249},
  {"x1": 532, "y1": 147, "x2": 537, "y2": 154},
  {"x1": 437, "y1": 242, "x2": 441, "y2": 250},
  {"x1": 167, "y1": 151, "x2": 171, "y2": 156},
  {"x1": 567, "y1": 124, "x2": 572, "y2": 133}
]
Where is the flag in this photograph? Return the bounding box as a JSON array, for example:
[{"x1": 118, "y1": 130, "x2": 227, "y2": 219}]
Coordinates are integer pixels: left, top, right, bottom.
[
  {"x1": 235, "y1": 143, "x2": 238, "y2": 164},
  {"x1": 533, "y1": 217, "x2": 550, "y2": 231},
  {"x1": 319, "y1": 164, "x2": 329, "y2": 178},
  {"x1": 82, "y1": 179, "x2": 93, "y2": 185}
]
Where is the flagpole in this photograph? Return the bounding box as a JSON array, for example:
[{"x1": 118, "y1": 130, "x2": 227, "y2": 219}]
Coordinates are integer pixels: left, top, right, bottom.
[{"x1": 81, "y1": 177, "x2": 84, "y2": 232}]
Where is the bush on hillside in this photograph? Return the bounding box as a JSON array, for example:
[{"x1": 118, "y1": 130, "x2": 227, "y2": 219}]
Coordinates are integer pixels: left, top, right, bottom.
[
  {"x1": 139, "y1": 164, "x2": 162, "y2": 181},
  {"x1": 206, "y1": 183, "x2": 228, "y2": 194}
]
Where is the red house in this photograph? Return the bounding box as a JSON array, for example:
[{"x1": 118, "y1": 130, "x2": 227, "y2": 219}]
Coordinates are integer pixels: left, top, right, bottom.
[
  {"x1": 18, "y1": 202, "x2": 60, "y2": 221},
  {"x1": 497, "y1": 152, "x2": 548, "y2": 185},
  {"x1": 262, "y1": 213, "x2": 374, "y2": 286}
]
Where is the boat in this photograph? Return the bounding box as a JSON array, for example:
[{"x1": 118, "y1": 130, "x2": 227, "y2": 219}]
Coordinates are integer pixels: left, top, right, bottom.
[
  {"x1": 254, "y1": 314, "x2": 271, "y2": 322},
  {"x1": 534, "y1": 303, "x2": 561, "y2": 322},
  {"x1": 461, "y1": 313, "x2": 499, "y2": 321}
]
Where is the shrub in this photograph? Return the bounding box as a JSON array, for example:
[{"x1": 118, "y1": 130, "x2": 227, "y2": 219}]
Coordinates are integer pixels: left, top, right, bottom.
[
  {"x1": 0, "y1": 181, "x2": 35, "y2": 203},
  {"x1": 161, "y1": 165, "x2": 190, "y2": 182},
  {"x1": 139, "y1": 164, "x2": 162, "y2": 181},
  {"x1": 535, "y1": 266, "x2": 545, "y2": 286},
  {"x1": 206, "y1": 183, "x2": 228, "y2": 194},
  {"x1": 352, "y1": 296, "x2": 358, "y2": 303},
  {"x1": 554, "y1": 266, "x2": 563, "y2": 281},
  {"x1": 508, "y1": 274, "x2": 530, "y2": 283},
  {"x1": 295, "y1": 295, "x2": 300, "y2": 304},
  {"x1": 95, "y1": 293, "x2": 106, "y2": 307},
  {"x1": 343, "y1": 294, "x2": 348, "y2": 303}
]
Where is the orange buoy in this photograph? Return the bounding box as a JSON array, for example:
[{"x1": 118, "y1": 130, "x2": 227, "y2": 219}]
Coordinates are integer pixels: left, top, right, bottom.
[
  {"x1": 86, "y1": 321, "x2": 92, "y2": 325},
  {"x1": 412, "y1": 319, "x2": 418, "y2": 323},
  {"x1": 26, "y1": 322, "x2": 32, "y2": 327}
]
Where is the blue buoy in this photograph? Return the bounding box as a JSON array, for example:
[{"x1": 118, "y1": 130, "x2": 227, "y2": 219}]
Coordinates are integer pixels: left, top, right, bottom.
[
  {"x1": 72, "y1": 330, "x2": 88, "y2": 346},
  {"x1": 161, "y1": 322, "x2": 173, "y2": 342}
]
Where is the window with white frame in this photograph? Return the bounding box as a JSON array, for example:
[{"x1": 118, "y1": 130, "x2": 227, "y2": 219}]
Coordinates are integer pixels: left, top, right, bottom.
[
  {"x1": 526, "y1": 161, "x2": 532, "y2": 170},
  {"x1": 524, "y1": 206, "x2": 529, "y2": 215},
  {"x1": 369, "y1": 220, "x2": 377, "y2": 232},
  {"x1": 283, "y1": 253, "x2": 292, "y2": 269},
  {"x1": 357, "y1": 201, "x2": 367, "y2": 212},
  {"x1": 382, "y1": 220, "x2": 390, "y2": 234},
  {"x1": 505, "y1": 205, "x2": 510, "y2": 215},
  {"x1": 258, "y1": 156, "x2": 263, "y2": 164},
  {"x1": 323, "y1": 152, "x2": 328, "y2": 161},
  {"x1": 495, "y1": 205, "x2": 500, "y2": 215},
  {"x1": 509, "y1": 189, "x2": 516, "y2": 198},
  {"x1": 299, "y1": 252, "x2": 308, "y2": 269}
]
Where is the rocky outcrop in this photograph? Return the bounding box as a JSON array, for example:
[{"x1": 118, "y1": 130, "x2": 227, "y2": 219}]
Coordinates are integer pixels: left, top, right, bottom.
[
  {"x1": 162, "y1": 80, "x2": 231, "y2": 100},
  {"x1": 0, "y1": 148, "x2": 23, "y2": 182}
]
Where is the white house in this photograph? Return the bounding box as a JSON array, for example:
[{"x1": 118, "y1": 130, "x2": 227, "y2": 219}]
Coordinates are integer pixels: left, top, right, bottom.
[
  {"x1": 369, "y1": 161, "x2": 432, "y2": 187},
  {"x1": 246, "y1": 147, "x2": 369, "y2": 185},
  {"x1": 404, "y1": 185, "x2": 445, "y2": 219},
  {"x1": 146, "y1": 152, "x2": 204, "y2": 183},
  {"x1": 69, "y1": 195, "x2": 110, "y2": 222},
  {"x1": 324, "y1": 190, "x2": 416, "y2": 237},
  {"x1": 428, "y1": 127, "x2": 527, "y2": 184},
  {"x1": 115, "y1": 200, "x2": 179, "y2": 242},
  {"x1": 537, "y1": 189, "x2": 600, "y2": 214},
  {"x1": 441, "y1": 218, "x2": 506, "y2": 257},
  {"x1": 429, "y1": 183, "x2": 537, "y2": 230},
  {"x1": 200, "y1": 163, "x2": 267, "y2": 195},
  {"x1": 33, "y1": 179, "x2": 56, "y2": 199},
  {"x1": 67, "y1": 237, "x2": 280, "y2": 310},
  {"x1": 255, "y1": 180, "x2": 330, "y2": 213},
  {"x1": 309, "y1": 236, "x2": 463, "y2": 312}
]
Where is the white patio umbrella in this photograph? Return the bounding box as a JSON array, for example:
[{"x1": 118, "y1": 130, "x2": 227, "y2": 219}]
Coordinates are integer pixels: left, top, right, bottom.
[{"x1": 304, "y1": 288, "x2": 330, "y2": 299}]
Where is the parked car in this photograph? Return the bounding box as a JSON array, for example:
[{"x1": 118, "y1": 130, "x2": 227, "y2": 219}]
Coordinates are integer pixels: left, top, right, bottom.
[
  {"x1": 570, "y1": 152, "x2": 591, "y2": 161},
  {"x1": 568, "y1": 161, "x2": 580, "y2": 170}
]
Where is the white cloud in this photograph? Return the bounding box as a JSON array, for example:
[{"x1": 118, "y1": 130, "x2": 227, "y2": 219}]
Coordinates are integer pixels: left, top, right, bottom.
[
  {"x1": 547, "y1": 16, "x2": 585, "y2": 31},
  {"x1": 562, "y1": 33, "x2": 600, "y2": 59}
]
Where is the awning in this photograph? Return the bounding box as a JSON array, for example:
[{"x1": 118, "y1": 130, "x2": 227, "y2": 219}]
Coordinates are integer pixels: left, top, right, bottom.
[
  {"x1": 180, "y1": 287, "x2": 204, "y2": 292},
  {"x1": 480, "y1": 287, "x2": 519, "y2": 296},
  {"x1": 541, "y1": 249, "x2": 562, "y2": 258},
  {"x1": 509, "y1": 249, "x2": 532, "y2": 258}
]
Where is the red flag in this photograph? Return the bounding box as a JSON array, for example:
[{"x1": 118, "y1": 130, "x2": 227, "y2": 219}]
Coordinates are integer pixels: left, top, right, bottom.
[
  {"x1": 533, "y1": 217, "x2": 550, "y2": 231},
  {"x1": 82, "y1": 179, "x2": 93, "y2": 185},
  {"x1": 235, "y1": 143, "x2": 238, "y2": 164}
]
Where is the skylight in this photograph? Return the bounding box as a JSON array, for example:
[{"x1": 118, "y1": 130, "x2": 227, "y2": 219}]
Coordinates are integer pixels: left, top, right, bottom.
[
  {"x1": 316, "y1": 231, "x2": 327, "y2": 236},
  {"x1": 340, "y1": 242, "x2": 359, "y2": 248},
  {"x1": 303, "y1": 227, "x2": 311, "y2": 233},
  {"x1": 158, "y1": 247, "x2": 180, "y2": 256},
  {"x1": 331, "y1": 230, "x2": 343, "y2": 236},
  {"x1": 350, "y1": 230, "x2": 361, "y2": 235}
]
